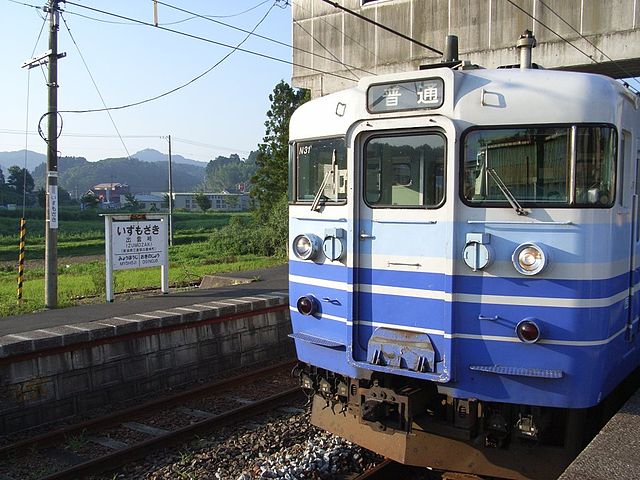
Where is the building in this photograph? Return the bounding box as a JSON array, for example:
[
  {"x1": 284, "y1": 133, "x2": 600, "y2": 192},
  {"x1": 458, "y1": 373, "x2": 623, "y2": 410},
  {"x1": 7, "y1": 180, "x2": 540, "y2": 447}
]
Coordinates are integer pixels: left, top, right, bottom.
[
  {"x1": 170, "y1": 192, "x2": 251, "y2": 212},
  {"x1": 134, "y1": 194, "x2": 165, "y2": 211},
  {"x1": 89, "y1": 182, "x2": 129, "y2": 208},
  {"x1": 292, "y1": 0, "x2": 640, "y2": 98}
]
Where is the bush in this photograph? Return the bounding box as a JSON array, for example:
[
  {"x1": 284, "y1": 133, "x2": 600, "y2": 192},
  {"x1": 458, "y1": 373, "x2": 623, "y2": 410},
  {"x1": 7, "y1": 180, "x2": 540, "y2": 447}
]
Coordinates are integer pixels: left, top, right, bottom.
[{"x1": 207, "y1": 195, "x2": 288, "y2": 258}]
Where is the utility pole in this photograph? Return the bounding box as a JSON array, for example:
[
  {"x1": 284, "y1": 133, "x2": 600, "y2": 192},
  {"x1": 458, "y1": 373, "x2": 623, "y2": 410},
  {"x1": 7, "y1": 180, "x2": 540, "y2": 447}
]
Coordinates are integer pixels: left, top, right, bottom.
[
  {"x1": 167, "y1": 135, "x2": 174, "y2": 246},
  {"x1": 45, "y1": 0, "x2": 60, "y2": 308},
  {"x1": 21, "y1": 0, "x2": 65, "y2": 308}
]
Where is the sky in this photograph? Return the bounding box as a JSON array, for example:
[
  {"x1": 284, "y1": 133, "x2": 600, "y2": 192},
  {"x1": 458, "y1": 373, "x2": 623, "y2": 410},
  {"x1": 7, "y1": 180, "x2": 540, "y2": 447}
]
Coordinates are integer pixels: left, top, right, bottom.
[{"x1": 1, "y1": 0, "x2": 294, "y2": 164}]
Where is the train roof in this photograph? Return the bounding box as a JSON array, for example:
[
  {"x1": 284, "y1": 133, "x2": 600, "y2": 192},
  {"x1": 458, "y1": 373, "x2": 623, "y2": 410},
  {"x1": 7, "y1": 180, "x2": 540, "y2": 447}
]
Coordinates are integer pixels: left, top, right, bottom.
[{"x1": 290, "y1": 67, "x2": 638, "y2": 140}]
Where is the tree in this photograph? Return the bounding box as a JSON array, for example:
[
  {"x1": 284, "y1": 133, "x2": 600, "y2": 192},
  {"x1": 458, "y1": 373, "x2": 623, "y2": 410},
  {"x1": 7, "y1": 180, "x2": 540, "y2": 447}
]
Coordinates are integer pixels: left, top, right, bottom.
[
  {"x1": 124, "y1": 192, "x2": 140, "y2": 211},
  {"x1": 81, "y1": 191, "x2": 100, "y2": 209},
  {"x1": 194, "y1": 192, "x2": 211, "y2": 212},
  {"x1": 251, "y1": 80, "x2": 309, "y2": 217},
  {"x1": 37, "y1": 186, "x2": 72, "y2": 207},
  {"x1": 0, "y1": 166, "x2": 5, "y2": 185},
  {"x1": 7, "y1": 166, "x2": 35, "y2": 194}
]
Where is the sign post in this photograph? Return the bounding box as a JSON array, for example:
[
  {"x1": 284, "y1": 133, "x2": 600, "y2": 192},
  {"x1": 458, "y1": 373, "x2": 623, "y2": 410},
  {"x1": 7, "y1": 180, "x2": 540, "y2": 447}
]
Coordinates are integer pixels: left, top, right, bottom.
[{"x1": 103, "y1": 214, "x2": 169, "y2": 302}]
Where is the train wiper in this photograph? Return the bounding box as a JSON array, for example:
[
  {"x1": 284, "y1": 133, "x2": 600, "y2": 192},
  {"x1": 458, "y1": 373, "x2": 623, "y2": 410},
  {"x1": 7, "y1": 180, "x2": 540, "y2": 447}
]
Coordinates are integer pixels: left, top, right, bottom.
[
  {"x1": 487, "y1": 168, "x2": 528, "y2": 216},
  {"x1": 311, "y1": 149, "x2": 337, "y2": 212}
]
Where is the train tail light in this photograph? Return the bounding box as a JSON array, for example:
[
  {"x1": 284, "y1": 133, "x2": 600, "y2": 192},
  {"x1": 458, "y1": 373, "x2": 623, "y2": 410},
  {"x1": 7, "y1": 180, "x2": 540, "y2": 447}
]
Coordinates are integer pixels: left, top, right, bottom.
[
  {"x1": 297, "y1": 295, "x2": 318, "y2": 316},
  {"x1": 516, "y1": 319, "x2": 541, "y2": 343}
]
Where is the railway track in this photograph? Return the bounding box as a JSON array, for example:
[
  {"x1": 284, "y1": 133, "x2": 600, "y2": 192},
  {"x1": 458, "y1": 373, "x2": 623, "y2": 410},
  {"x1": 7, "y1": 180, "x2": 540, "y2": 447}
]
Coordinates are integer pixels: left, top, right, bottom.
[
  {"x1": 0, "y1": 360, "x2": 303, "y2": 479},
  {"x1": 354, "y1": 459, "x2": 490, "y2": 480}
]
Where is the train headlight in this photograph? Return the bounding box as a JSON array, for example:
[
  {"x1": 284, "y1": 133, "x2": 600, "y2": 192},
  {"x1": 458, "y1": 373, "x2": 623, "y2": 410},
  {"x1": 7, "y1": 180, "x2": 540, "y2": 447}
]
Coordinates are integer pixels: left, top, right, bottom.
[
  {"x1": 516, "y1": 319, "x2": 542, "y2": 343},
  {"x1": 296, "y1": 295, "x2": 318, "y2": 316},
  {"x1": 292, "y1": 234, "x2": 322, "y2": 260},
  {"x1": 512, "y1": 243, "x2": 547, "y2": 275}
]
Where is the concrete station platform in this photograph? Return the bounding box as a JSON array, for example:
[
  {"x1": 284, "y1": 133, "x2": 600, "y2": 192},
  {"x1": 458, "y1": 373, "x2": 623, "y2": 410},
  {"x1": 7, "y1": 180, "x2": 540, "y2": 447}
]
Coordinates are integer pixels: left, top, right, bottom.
[
  {"x1": 0, "y1": 265, "x2": 293, "y2": 434},
  {"x1": 559, "y1": 386, "x2": 640, "y2": 480},
  {"x1": 1, "y1": 264, "x2": 288, "y2": 337}
]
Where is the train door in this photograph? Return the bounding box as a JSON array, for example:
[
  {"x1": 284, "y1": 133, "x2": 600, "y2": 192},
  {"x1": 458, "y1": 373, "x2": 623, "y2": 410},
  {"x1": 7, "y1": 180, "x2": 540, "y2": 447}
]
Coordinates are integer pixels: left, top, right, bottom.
[
  {"x1": 351, "y1": 123, "x2": 452, "y2": 381},
  {"x1": 629, "y1": 134, "x2": 640, "y2": 344}
]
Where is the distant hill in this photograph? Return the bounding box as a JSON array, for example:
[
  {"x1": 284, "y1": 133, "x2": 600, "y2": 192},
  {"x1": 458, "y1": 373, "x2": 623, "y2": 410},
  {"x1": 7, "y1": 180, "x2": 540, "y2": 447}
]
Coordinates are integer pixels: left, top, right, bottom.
[
  {"x1": 33, "y1": 156, "x2": 206, "y2": 194},
  {"x1": 0, "y1": 150, "x2": 45, "y2": 174},
  {"x1": 132, "y1": 148, "x2": 208, "y2": 168}
]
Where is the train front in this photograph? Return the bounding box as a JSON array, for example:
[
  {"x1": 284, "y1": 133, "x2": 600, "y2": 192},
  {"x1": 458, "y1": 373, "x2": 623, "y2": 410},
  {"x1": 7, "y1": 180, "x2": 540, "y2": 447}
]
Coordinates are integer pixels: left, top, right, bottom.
[{"x1": 287, "y1": 66, "x2": 637, "y2": 479}]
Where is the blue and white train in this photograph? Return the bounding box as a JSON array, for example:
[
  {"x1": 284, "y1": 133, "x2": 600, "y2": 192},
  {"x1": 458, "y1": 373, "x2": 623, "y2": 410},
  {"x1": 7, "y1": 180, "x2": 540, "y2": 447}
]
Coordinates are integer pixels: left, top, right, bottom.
[{"x1": 287, "y1": 34, "x2": 640, "y2": 479}]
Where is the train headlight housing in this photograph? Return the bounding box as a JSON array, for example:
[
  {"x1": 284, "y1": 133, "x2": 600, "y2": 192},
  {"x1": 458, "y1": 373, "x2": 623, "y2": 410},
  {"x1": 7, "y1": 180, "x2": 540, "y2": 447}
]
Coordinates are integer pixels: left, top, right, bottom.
[
  {"x1": 292, "y1": 234, "x2": 322, "y2": 260},
  {"x1": 512, "y1": 243, "x2": 547, "y2": 276}
]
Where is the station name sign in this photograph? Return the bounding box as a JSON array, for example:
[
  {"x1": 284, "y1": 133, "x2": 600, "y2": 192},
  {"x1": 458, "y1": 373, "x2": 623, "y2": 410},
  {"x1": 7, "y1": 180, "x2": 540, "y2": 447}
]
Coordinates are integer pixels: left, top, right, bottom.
[
  {"x1": 111, "y1": 218, "x2": 166, "y2": 270},
  {"x1": 367, "y1": 78, "x2": 444, "y2": 113}
]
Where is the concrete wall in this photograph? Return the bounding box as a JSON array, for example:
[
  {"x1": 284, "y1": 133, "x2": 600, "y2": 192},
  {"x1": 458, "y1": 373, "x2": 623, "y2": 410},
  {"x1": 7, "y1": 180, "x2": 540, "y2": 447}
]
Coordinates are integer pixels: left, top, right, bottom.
[
  {"x1": 293, "y1": 0, "x2": 640, "y2": 97},
  {"x1": 0, "y1": 293, "x2": 293, "y2": 434}
]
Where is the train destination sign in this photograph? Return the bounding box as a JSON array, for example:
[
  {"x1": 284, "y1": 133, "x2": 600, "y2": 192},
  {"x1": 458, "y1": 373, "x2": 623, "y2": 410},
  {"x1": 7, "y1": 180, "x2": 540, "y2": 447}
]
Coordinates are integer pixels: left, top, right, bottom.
[{"x1": 367, "y1": 78, "x2": 444, "y2": 113}]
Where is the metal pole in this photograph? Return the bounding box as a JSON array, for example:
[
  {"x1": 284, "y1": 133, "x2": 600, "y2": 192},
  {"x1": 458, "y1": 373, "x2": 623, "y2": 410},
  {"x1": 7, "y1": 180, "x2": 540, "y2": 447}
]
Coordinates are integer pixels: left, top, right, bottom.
[
  {"x1": 17, "y1": 218, "x2": 26, "y2": 304},
  {"x1": 167, "y1": 135, "x2": 174, "y2": 246},
  {"x1": 45, "y1": 0, "x2": 59, "y2": 308},
  {"x1": 105, "y1": 216, "x2": 113, "y2": 302}
]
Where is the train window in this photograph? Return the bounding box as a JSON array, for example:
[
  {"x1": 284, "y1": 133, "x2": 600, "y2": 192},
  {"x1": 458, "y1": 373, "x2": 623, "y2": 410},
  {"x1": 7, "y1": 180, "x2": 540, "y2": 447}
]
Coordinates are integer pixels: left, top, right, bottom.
[
  {"x1": 295, "y1": 137, "x2": 347, "y2": 204},
  {"x1": 462, "y1": 126, "x2": 616, "y2": 208},
  {"x1": 364, "y1": 133, "x2": 445, "y2": 208}
]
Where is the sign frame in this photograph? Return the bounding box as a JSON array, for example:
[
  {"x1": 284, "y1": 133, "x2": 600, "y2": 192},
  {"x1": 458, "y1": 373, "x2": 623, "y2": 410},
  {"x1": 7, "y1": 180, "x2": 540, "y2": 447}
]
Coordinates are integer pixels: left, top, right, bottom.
[
  {"x1": 103, "y1": 213, "x2": 169, "y2": 302},
  {"x1": 366, "y1": 77, "x2": 445, "y2": 114}
]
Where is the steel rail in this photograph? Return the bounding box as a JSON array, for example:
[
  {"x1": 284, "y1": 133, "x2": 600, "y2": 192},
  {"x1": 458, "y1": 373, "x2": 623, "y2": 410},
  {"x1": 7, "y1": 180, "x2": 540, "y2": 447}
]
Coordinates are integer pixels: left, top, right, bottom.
[
  {"x1": 354, "y1": 459, "x2": 440, "y2": 479},
  {"x1": 354, "y1": 459, "x2": 400, "y2": 479},
  {"x1": 40, "y1": 386, "x2": 304, "y2": 480},
  {"x1": 0, "y1": 359, "x2": 296, "y2": 458}
]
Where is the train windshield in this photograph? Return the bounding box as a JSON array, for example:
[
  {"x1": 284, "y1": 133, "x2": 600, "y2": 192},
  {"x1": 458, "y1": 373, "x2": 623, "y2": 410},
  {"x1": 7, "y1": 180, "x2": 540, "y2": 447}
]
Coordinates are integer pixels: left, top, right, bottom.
[
  {"x1": 364, "y1": 132, "x2": 446, "y2": 208},
  {"x1": 462, "y1": 126, "x2": 616, "y2": 208},
  {"x1": 294, "y1": 137, "x2": 347, "y2": 204}
]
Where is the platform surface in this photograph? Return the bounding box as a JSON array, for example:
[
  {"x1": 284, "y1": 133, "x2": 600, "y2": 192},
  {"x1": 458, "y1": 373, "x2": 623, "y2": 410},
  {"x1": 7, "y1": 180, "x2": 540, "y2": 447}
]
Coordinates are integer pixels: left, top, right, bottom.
[
  {"x1": 559, "y1": 386, "x2": 640, "y2": 480},
  {"x1": 1, "y1": 264, "x2": 287, "y2": 337}
]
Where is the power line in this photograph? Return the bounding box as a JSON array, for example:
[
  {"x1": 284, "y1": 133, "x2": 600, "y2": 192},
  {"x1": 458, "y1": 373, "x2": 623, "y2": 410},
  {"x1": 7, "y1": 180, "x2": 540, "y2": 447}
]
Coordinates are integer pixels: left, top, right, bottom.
[
  {"x1": 504, "y1": 0, "x2": 640, "y2": 92},
  {"x1": 63, "y1": 1, "x2": 357, "y2": 87},
  {"x1": 160, "y1": 0, "x2": 273, "y2": 25},
  {"x1": 154, "y1": 0, "x2": 373, "y2": 77},
  {"x1": 0, "y1": 129, "x2": 253, "y2": 154},
  {"x1": 55, "y1": 1, "x2": 279, "y2": 115},
  {"x1": 291, "y1": 0, "x2": 379, "y2": 64},
  {"x1": 535, "y1": 0, "x2": 640, "y2": 90},
  {"x1": 320, "y1": 0, "x2": 443, "y2": 56},
  {"x1": 61, "y1": 0, "x2": 274, "y2": 26},
  {"x1": 293, "y1": 17, "x2": 361, "y2": 80},
  {"x1": 60, "y1": 12, "x2": 133, "y2": 160}
]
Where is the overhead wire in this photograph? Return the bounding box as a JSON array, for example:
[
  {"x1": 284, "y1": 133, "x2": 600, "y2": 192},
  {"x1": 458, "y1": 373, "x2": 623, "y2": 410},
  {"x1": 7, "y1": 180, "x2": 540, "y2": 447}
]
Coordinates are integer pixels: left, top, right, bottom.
[
  {"x1": 0, "y1": 129, "x2": 251, "y2": 154},
  {"x1": 291, "y1": 0, "x2": 379, "y2": 64},
  {"x1": 55, "y1": 1, "x2": 356, "y2": 115},
  {"x1": 292, "y1": 18, "x2": 361, "y2": 80},
  {"x1": 63, "y1": 1, "x2": 358, "y2": 82},
  {"x1": 505, "y1": 0, "x2": 640, "y2": 92},
  {"x1": 153, "y1": 0, "x2": 373, "y2": 77},
  {"x1": 60, "y1": 12, "x2": 133, "y2": 159},
  {"x1": 56, "y1": 0, "x2": 278, "y2": 115},
  {"x1": 535, "y1": 0, "x2": 640, "y2": 90},
  {"x1": 21, "y1": 10, "x2": 49, "y2": 217},
  {"x1": 320, "y1": 0, "x2": 443, "y2": 56},
  {"x1": 60, "y1": 0, "x2": 273, "y2": 27},
  {"x1": 160, "y1": 0, "x2": 273, "y2": 25}
]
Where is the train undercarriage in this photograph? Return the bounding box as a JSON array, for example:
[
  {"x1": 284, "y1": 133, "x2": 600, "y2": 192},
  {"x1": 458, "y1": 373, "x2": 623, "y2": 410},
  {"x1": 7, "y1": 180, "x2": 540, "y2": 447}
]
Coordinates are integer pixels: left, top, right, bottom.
[{"x1": 296, "y1": 364, "x2": 601, "y2": 480}]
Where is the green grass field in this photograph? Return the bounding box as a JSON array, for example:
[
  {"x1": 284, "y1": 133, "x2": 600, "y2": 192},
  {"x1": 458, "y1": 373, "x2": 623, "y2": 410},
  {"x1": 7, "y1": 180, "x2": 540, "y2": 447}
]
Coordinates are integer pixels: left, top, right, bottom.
[{"x1": 0, "y1": 208, "x2": 285, "y2": 317}]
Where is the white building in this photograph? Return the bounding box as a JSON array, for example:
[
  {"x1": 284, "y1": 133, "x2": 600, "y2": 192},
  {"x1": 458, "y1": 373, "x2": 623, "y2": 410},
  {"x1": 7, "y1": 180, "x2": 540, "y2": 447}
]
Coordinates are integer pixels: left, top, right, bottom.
[{"x1": 158, "y1": 192, "x2": 251, "y2": 212}]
